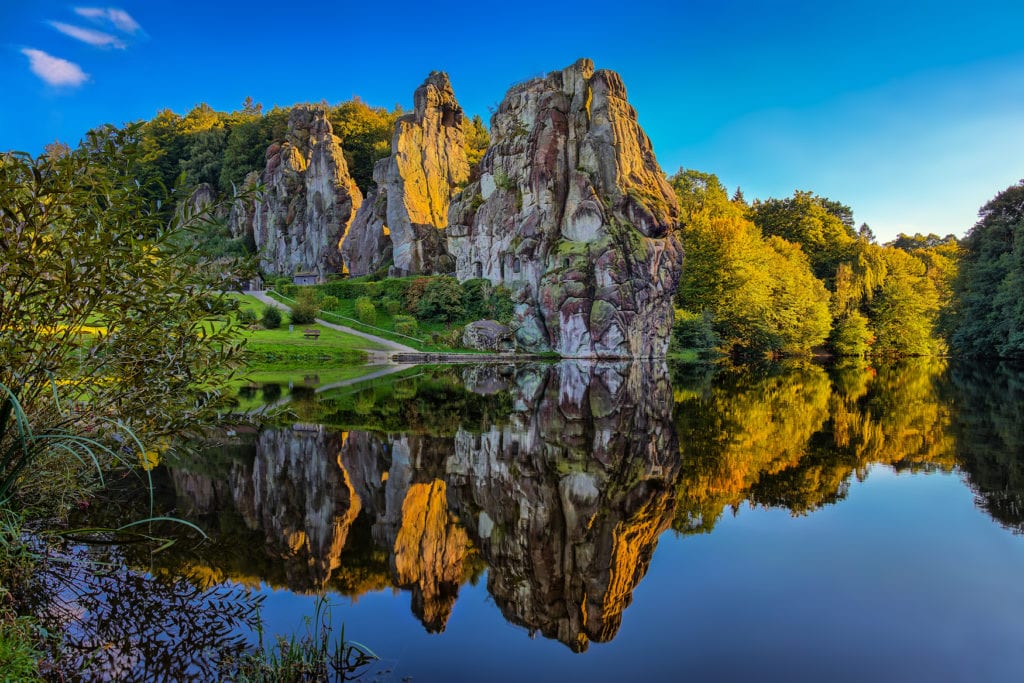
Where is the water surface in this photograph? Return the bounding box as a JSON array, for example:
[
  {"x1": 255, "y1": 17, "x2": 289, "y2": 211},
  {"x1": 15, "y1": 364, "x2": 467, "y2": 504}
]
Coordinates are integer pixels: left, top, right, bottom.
[{"x1": 61, "y1": 359, "x2": 1024, "y2": 681}]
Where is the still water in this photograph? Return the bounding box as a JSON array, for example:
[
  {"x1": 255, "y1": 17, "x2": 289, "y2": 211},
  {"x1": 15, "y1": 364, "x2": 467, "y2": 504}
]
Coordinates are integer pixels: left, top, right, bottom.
[{"x1": 60, "y1": 359, "x2": 1024, "y2": 681}]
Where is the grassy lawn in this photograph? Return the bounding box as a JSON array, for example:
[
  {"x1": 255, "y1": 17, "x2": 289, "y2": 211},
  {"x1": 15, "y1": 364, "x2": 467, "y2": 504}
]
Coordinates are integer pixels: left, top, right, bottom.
[
  {"x1": 228, "y1": 293, "x2": 387, "y2": 363},
  {"x1": 264, "y1": 290, "x2": 468, "y2": 353}
]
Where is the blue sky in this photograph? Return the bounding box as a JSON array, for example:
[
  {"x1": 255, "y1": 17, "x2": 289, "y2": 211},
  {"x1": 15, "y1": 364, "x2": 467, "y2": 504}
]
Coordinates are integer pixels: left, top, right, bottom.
[{"x1": 3, "y1": 0, "x2": 1023, "y2": 242}]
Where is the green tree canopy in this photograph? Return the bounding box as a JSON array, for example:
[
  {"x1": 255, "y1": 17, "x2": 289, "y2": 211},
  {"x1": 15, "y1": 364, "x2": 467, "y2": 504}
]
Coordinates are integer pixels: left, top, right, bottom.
[{"x1": 950, "y1": 180, "x2": 1024, "y2": 357}]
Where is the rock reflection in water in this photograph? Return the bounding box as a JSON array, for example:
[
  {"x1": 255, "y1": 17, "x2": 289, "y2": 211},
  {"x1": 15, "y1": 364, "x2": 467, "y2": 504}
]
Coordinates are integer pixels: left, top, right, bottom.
[
  {"x1": 168, "y1": 361, "x2": 678, "y2": 649},
  {"x1": 446, "y1": 361, "x2": 680, "y2": 651}
]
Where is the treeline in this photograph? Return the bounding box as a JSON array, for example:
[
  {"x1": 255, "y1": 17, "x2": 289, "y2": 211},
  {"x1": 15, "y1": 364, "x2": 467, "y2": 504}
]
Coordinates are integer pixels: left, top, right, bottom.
[{"x1": 670, "y1": 169, "x2": 959, "y2": 358}]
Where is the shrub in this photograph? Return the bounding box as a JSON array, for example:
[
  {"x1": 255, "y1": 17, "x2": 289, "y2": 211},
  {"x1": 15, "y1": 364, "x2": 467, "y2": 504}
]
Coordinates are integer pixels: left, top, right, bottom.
[
  {"x1": 354, "y1": 296, "x2": 376, "y2": 325},
  {"x1": 261, "y1": 306, "x2": 282, "y2": 329},
  {"x1": 274, "y1": 276, "x2": 291, "y2": 290},
  {"x1": 416, "y1": 276, "x2": 466, "y2": 323},
  {"x1": 237, "y1": 308, "x2": 257, "y2": 326},
  {"x1": 289, "y1": 288, "x2": 318, "y2": 325},
  {"x1": 319, "y1": 295, "x2": 339, "y2": 312},
  {"x1": 383, "y1": 299, "x2": 401, "y2": 316},
  {"x1": 393, "y1": 315, "x2": 418, "y2": 337},
  {"x1": 671, "y1": 309, "x2": 718, "y2": 349},
  {"x1": 404, "y1": 277, "x2": 432, "y2": 313},
  {"x1": 289, "y1": 303, "x2": 317, "y2": 325},
  {"x1": 462, "y1": 278, "x2": 514, "y2": 323}
]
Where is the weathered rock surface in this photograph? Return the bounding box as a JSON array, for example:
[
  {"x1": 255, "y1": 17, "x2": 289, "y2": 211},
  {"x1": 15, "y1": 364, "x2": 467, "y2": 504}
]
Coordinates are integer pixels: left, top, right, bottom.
[
  {"x1": 341, "y1": 159, "x2": 391, "y2": 276},
  {"x1": 383, "y1": 72, "x2": 470, "y2": 275},
  {"x1": 447, "y1": 59, "x2": 682, "y2": 357},
  {"x1": 232, "y1": 106, "x2": 362, "y2": 277},
  {"x1": 462, "y1": 320, "x2": 513, "y2": 352},
  {"x1": 227, "y1": 171, "x2": 260, "y2": 242}
]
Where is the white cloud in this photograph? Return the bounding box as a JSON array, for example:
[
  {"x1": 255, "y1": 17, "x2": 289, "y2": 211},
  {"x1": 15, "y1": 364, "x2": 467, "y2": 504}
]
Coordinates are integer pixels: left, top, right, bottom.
[
  {"x1": 73, "y1": 7, "x2": 142, "y2": 34},
  {"x1": 21, "y1": 48, "x2": 89, "y2": 87},
  {"x1": 49, "y1": 21, "x2": 126, "y2": 49}
]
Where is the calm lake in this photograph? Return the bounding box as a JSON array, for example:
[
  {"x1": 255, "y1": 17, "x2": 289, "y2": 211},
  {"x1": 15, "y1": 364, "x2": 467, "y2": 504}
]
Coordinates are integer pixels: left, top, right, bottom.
[{"x1": 57, "y1": 358, "x2": 1024, "y2": 681}]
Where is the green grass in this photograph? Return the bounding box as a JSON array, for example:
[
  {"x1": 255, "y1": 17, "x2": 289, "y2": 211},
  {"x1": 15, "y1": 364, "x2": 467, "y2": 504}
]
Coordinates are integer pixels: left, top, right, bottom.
[
  {"x1": 264, "y1": 291, "x2": 465, "y2": 353},
  {"x1": 227, "y1": 294, "x2": 386, "y2": 363}
]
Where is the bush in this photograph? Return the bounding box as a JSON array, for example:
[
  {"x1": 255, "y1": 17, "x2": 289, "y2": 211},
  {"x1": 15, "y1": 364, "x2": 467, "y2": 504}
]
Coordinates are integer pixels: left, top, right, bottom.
[
  {"x1": 383, "y1": 298, "x2": 401, "y2": 316},
  {"x1": 289, "y1": 303, "x2": 317, "y2": 325},
  {"x1": 237, "y1": 308, "x2": 257, "y2": 326},
  {"x1": 393, "y1": 315, "x2": 418, "y2": 337},
  {"x1": 274, "y1": 276, "x2": 291, "y2": 290},
  {"x1": 261, "y1": 306, "x2": 282, "y2": 329},
  {"x1": 354, "y1": 296, "x2": 376, "y2": 325},
  {"x1": 404, "y1": 277, "x2": 432, "y2": 314},
  {"x1": 463, "y1": 278, "x2": 514, "y2": 323},
  {"x1": 319, "y1": 295, "x2": 339, "y2": 312},
  {"x1": 416, "y1": 276, "x2": 466, "y2": 323},
  {"x1": 289, "y1": 288, "x2": 318, "y2": 325},
  {"x1": 671, "y1": 309, "x2": 718, "y2": 349}
]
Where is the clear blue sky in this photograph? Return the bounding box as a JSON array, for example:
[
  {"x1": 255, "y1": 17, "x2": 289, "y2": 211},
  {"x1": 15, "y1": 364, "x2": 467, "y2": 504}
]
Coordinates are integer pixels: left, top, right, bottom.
[{"x1": 3, "y1": 0, "x2": 1023, "y2": 242}]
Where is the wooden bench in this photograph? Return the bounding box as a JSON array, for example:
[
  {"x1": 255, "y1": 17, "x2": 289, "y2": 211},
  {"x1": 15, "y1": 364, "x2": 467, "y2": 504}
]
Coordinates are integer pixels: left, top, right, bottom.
[{"x1": 303, "y1": 328, "x2": 320, "y2": 340}]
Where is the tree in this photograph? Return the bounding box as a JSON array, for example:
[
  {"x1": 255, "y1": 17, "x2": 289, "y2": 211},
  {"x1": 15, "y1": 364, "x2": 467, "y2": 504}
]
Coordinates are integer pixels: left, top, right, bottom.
[
  {"x1": 465, "y1": 114, "x2": 489, "y2": 171},
  {"x1": 416, "y1": 277, "x2": 466, "y2": 322},
  {"x1": 670, "y1": 170, "x2": 831, "y2": 356},
  {"x1": 0, "y1": 125, "x2": 247, "y2": 499},
  {"x1": 330, "y1": 98, "x2": 401, "y2": 194},
  {"x1": 749, "y1": 191, "x2": 858, "y2": 282},
  {"x1": 950, "y1": 181, "x2": 1024, "y2": 357}
]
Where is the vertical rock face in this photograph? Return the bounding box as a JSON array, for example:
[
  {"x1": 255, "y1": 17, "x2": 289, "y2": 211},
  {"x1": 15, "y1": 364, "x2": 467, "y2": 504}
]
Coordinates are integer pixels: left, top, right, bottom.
[
  {"x1": 448, "y1": 59, "x2": 683, "y2": 358},
  {"x1": 384, "y1": 72, "x2": 470, "y2": 275},
  {"x1": 340, "y1": 159, "x2": 392, "y2": 276},
  {"x1": 239, "y1": 106, "x2": 362, "y2": 277},
  {"x1": 227, "y1": 170, "x2": 260, "y2": 242}
]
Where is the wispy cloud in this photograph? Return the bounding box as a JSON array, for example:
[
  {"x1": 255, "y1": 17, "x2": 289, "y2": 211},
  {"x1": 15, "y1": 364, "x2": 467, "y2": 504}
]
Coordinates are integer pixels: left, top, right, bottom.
[
  {"x1": 73, "y1": 7, "x2": 142, "y2": 34},
  {"x1": 21, "y1": 48, "x2": 89, "y2": 87},
  {"x1": 49, "y1": 21, "x2": 126, "y2": 49}
]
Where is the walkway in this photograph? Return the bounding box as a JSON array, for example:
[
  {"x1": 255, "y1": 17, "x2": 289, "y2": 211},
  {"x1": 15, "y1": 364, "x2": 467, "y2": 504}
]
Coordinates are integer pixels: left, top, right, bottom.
[{"x1": 245, "y1": 290, "x2": 419, "y2": 354}]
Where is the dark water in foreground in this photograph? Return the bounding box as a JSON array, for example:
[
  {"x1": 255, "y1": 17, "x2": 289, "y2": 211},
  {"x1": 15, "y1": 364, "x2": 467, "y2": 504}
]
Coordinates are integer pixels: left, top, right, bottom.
[{"x1": 59, "y1": 359, "x2": 1024, "y2": 681}]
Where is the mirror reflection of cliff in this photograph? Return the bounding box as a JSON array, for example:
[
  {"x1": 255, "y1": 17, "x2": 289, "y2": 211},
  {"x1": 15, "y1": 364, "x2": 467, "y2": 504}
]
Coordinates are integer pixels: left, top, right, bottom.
[
  {"x1": 447, "y1": 362, "x2": 681, "y2": 651},
  {"x1": 167, "y1": 362, "x2": 680, "y2": 648}
]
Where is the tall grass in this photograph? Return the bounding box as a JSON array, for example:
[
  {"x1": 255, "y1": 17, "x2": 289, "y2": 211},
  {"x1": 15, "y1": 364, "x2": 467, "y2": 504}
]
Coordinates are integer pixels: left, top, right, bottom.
[{"x1": 223, "y1": 594, "x2": 379, "y2": 682}]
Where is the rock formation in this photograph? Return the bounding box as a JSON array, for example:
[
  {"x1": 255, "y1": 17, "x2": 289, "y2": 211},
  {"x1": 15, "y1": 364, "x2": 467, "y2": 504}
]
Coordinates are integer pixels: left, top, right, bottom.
[
  {"x1": 231, "y1": 106, "x2": 362, "y2": 277},
  {"x1": 447, "y1": 59, "x2": 683, "y2": 357},
  {"x1": 227, "y1": 171, "x2": 259, "y2": 243},
  {"x1": 345, "y1": 72, "x2": 469, "y2": 276}
]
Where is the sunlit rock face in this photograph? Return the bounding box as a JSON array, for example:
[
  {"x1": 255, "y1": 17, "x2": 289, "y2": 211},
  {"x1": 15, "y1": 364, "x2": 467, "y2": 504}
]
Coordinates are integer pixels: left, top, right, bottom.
[
  {"x1": 447, "y1": 59, "x2": 683, "y2": 357},
  {"x1": 446, "y1": 361, "x2": 680, "y2": 651},
  {"x1": 344, "y1": 72, "x2": 469, "y2": 276},
  {"x1": 233, "y1": 106, "x2": 362, "y2": 277}
]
